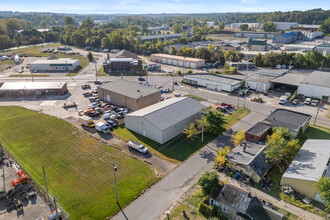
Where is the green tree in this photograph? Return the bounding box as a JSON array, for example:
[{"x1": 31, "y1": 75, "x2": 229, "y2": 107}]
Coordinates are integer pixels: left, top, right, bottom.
[
  {"x1": 239, "y1": 24, "x2": 249, "y2": 31},
  {"x1": 72, "y1": 32, "x2": 86, "y2": 47},
  {"x1": 231, "y1": 128, "x2": 246, "y2": 146},
  {"x1": 141, "y1": 22, "x2": 148, "y2": 35},
  {"x1": 224, "y1": 49, "x2": 234, "y2": 62},
  {"x1": 38, "y1": 20, "x2": 48, "y2": 29},
  {"x1": 262, "y1": 21, "x2": 277, "y2": 32},
  {"x1": 253, "y1": 53, "x2": 264, "y2": 66},
  {"x1": 318, "y1": 17, "x2": 330, "y2": 35},
  {"x1": 101, "y1": 37, "x2": 110, "y2": 49},
  {"x1": 205, "y1": 107, "x2": 226, "y2": 134},
  {"x1": 197, "y1": 171, "x2": 219, "y2": 195},
  {"x1": 80, "y1": 18, "x2": 94, "y2": 30},
  {"x1": 87, "y1": 51, "x2": 93, "y2": 62},
  {"x1": 172, "y1": 23, "x2": 182, "y2": 33},
  {"x1": 170, "y1": 46, "x2": 177, "y2": 55},
  {"x1": 293, "y1": 53, "x2": 307, "y2": 69},
  {"x1": 214, "y1": 146, "x2": 230, "y2": 168},
  {"x1": 183, "y1": 123, "x2": 200, "y2": 141},
  {"x1": 187, "y1": 69, "x2": 193, "y2": 74},
  {"x1": 6, "y1": 18, "x2": 20, "y2": 38},
  {"x1": 0, "y1": 34, "x2": 11, "y2": 50},
  {"x1": 315, "y1": 177, "x2": 330, "y2": 211},
  {"x1": 64, "y1": 16, "x2": 75, "y2": 26},
  {"x1": 218, "y1": 22, "x2": 224, "y2": 31}
]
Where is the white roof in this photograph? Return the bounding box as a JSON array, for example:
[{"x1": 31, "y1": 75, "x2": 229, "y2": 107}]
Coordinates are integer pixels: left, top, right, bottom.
[
  {"x1": 31, "y1": 58, "x2": 78, "y2": 64},
  {"x1": 0, "y1": 82, "x2": 66, "y2": 91},
  {"x1": 126, "y1": 97, "x2": 204, "y2": 130},
  {"x1": 282, "y1": 139, "x2": 330, "y2": 182}
]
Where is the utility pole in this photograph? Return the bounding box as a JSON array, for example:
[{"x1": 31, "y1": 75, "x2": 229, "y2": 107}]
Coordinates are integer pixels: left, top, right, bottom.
[
  {"x1": 42, "y1": 166, "x2": 51, "y2": 211},
  {"x1": 172, "y1": 74, "x2": 175, "y2": 92},
  {"x1": 201, "y1": 111, "x2": 205, "y2": 143},
  {"x1": 95, "y1": 62, "x2": 98, "y2": 82},
  {"x1": 113, "y1": 163, "x2": 118, "y2": 204},
  {"x1": 314, "y1": 101, "x2": 322, "y2": 125},
  {"x1": 243, "y1": 62, "x2": 248, "y2": 109},
  {"x1": 236, "y1": 91, "x2": 240, "y2": 118}
]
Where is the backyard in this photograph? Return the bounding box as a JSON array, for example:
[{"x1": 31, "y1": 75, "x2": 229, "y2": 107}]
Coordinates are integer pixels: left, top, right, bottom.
[
  {"x1": 113, "y1": 107, "x2": 251, "y2": 162},
  {"x1": 0, "y1": 106, "x2": 157, "y2": 219}
]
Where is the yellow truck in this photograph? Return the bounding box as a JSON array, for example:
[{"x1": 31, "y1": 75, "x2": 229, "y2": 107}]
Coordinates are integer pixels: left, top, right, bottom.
[{"x1": 79, "y1": 116, "x2": 95, "y2": 128}]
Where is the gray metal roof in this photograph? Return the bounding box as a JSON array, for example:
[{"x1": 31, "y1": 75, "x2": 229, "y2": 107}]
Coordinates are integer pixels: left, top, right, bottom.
[
  {"x1": 263, "y1": 109, "x2": 311, "y2": 133},
  {"x1": 299, "y1": 71, "x2": 330, "y2": 88},
  {"x1": 98, "y1": 80, "x2": 160, "y2": 99},
  {"x1": 246, "y1": 74, "x2": 277, "y2": 83},
  {"x1": 270, "y1": 73, "x2": 308, "y2": 86},
  {"x1": 0, "y1": 82, "x2": 66, "y2": 91},
  {"x1": 282, "y1": 139, "x2": 330, "y2": 182},
  {"x1": 184, "y1": 74, "x2": 242, "y2": 86},
  {"x1": 256, "y1": 69, "x2": 288, "y2": 76},
  {"x1": 127, "y1": 97, "x2": 204, "y2": 131}
]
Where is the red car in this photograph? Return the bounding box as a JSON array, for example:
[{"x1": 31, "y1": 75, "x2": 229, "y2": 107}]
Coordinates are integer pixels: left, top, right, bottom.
[{"x1": 220, "y1": 103, "x2": 235, "y2": 109}]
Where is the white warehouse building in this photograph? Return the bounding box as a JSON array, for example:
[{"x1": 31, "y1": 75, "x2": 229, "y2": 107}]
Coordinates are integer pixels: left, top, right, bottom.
[
  {"x1": 297, "y1": 71, "x2": 330, "y2": 100},
  {"x1": 125, "y1": 97, "x2": 204, "y2": 144},
  {"x1": 183, "y1": 74, "x2": 242, "y2": 92},
  {"x1": 29, "y1": 58, "x2": 79, "y2": 72},
  {"x1": 150, "y1": 54, "x2": 205, "y2": 69}
]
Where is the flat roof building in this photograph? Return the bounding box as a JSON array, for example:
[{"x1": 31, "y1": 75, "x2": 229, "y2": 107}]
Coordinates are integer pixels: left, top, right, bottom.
[
  {"x1": 29, "y1": 58, "x2": 79, "y2": 72},
  {"x1": 0, "y1": 81, "x2": 67, "y2": 97},
  {"x1": 263, "y1": 109, "x2": 311, "y2": 136},
  {"x1": 150, "y1": 54, "x2": 205, "y2": 69},
  {"x1": 103, "y1": 58, "x2": 141, "y2": 74},
  {"x1": 183, "y1": 74, "x2": 242, "y2": 93},
  {"x1": 125, "y1": 97, "x2": 204, "y2": 144},
  {"x1": 245, "y1": 122, "x2": 271, "y2": 143},
  {"x1": 245, "y1": 74, "x2": 277, "y2": 92},
  {"x1": 270, "y1": 73, "x2": 308, "y2": 88},
  {"x1": 281, "y1": 139, "x2": 330, "y2": 203},
  {"x1": 97, "y1": 80, "x2": 161, "y2": 111},
  {"x1": 297, "y1": 71, "x2": 330, "y2": 100}
]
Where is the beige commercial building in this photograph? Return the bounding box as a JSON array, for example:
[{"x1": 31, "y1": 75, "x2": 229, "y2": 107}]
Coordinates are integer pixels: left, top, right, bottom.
[
  {"x1": 150, "y1": 53, "x2": 205, "y2": 69},
  {"x1": 125, "y1": 97, "x2": 204, "y2": 144},
  {"x1": 97, "y1": 80, "x2": 161, "y2": 111},
  {"x1": 29, "y1": 58, "x2": 79, "y2": 72},
  {"x1": 281, "y1": 139, "x2": 330, "y2": 203}
]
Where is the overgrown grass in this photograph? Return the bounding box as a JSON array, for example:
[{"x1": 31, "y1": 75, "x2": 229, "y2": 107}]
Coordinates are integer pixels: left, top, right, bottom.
[
  {"x1": 185, "y1": 95, "x2": 207, "y2": 101},
  {"x1": 278, "y1": 208, "x2": 299, "y2": 220},
  {"x1": 0, "y1": 43, "x2": 62, "y2": 56},
  {"x1": 305, "y1": 125, "x2": 330, "y2": 139},
  {"x1": 97, "y1": 66, "x2": 108, "y2": 76},
  {"x1": 0, "y1": 106, "x2": 156, "y2": 219},
  {"x1": 114, "y1": 107, "x2": 251, "y2": 162}
]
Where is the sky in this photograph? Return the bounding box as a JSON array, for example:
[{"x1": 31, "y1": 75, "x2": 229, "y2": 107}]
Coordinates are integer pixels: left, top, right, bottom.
[{"x1": 0, "y1": 0, "x2": 328, "y2": 14}]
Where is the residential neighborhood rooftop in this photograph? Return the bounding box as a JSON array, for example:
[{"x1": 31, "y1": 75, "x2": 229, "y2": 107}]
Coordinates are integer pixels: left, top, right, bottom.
[
  {"x1": 282, "y1": 139, "x2": 330, "y2": 182},
  {"x1": 127, "y1": 97, "x2": 204, "y2": 131},
  {"x1": 98, "y1": 80, "x2": 159, "y2": 99},
  {"x1": 299, "y1": 71, "x2": 330, "y2": 88}
]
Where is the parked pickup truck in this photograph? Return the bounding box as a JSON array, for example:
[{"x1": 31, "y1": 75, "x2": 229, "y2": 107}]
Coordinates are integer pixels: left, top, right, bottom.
[
  {"x1": 79, "y1": 116, "x2": 95, "y2": 127},
  {"x1": 95, "y1": 122, "x2": 110, "y2": 134},
  {"x1": 126, "y1": 139, "x2": 149, "y2": 154}
]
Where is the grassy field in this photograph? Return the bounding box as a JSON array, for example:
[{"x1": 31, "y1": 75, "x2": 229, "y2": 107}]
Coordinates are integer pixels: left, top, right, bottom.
[
  {"x1": 114, "y1": 107, "x2": 251, "y2": 162},
  {"x1": 0, "y1": 106, "x2": 157, "y2": 219},
  {"x1": 305, "y1": 125, "x2": 330, "y2": 139},
  {"x1": 0, "y1": 43, "x2": 89, "y2": 76},
  {"x1": 97, "y1": 66, "x2": 108, "y2": 76}
]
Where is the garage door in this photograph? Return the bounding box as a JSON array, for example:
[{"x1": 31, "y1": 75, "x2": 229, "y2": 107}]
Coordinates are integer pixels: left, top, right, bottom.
[
  {"x1": 173, "y1": 60, "x2": 178, "y2": 65},
  {"x1": 161, "y1": 58, "x2": 166, "y2": 63},
  {"x1": 206, "y1": 84, "x2": 217, "y2": 90},
  {"x1": 190, "y1": 63, "x2": 196, "y2": 68},
  {"x1": 178, "y1": 61, "x2": 183, "y2": 66},
  {"x1": 167, "y1": 59, "x2": 172, "y2": 65}
]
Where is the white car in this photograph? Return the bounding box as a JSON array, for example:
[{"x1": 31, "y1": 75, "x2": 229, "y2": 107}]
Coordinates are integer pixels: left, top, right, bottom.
[
  {"x1": 88, "y1": 102, "x2": 99, "y2": 108},
  {"x1": 311, "y1": 99, "x2": 319, "y2": 106},
  {"x1": 103, "y1": 113, "x2": 111, "y2": 120},
  {"x1": 304, "y1": 98, "x2": 311, "y2": 105}
]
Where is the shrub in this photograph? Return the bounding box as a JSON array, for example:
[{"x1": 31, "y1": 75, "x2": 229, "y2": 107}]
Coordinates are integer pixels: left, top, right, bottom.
[
  {"x1": 187, "y1": 69, "x2": 193, "y2": 74},
  {"x1": 198, "y1": 202, "x2": 213, "y2": 216},
  {"x1": 176, "y1": 70, "x2": 182, "y2": 75}
]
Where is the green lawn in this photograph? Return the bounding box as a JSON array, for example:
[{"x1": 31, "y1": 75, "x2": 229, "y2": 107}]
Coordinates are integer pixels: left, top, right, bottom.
[
  {"x1": 185, "y1": 95, "x2": 207, "y2": 101},
  {"x1": 305, "y1": 125, "x2": 330, "y2": 139},
  {"x1": 97, "y1": 66, "x2": 108, "y2": 76},
  {"x1": 0, "y1": 106, "x2": 156, "y2": 219},
  {"x1": 0, "y1": 43, "x2": 90, "y2": 76},
  {"x1": 114, "y1": 107, "x2": 251, "y2": 162}
]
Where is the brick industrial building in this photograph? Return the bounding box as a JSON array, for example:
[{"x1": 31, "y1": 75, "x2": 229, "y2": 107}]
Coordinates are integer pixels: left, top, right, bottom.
[
  {"x1": 97, "y1": 80, "x2": 161, "y2": 111},
  {"x1": 103, "y1": 58, "x2": 142, "y2": 73}
]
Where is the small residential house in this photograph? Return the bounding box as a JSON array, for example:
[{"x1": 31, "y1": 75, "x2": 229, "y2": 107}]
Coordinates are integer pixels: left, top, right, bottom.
[
  {"x1": 227, "y1": 142, "x2": 272, "y2": 183},
  {"x1": 209, "y1": 184, "x2": 284, "y2": 220}
]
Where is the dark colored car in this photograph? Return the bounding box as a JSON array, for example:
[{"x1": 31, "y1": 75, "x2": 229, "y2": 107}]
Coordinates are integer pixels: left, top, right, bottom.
[
  {"x1": 292, "y1": 99, "x2": 299, "y2": 105},
  {"x1": 106, "y1": 119, "x2": 118, "y2": 128}
]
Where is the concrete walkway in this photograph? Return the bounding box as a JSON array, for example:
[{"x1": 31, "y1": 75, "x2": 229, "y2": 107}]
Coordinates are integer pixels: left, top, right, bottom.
[{"x1": 219, "y1": 172, "x2": 326, "y2": 220}]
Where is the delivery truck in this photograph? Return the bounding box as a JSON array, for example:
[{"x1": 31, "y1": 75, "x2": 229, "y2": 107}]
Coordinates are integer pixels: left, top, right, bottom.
[
  {"x1": 79, "y1": 116, "x2": 95, "y2": 127},
  {"x1": 95, "y1": 122, "x2": 110, "y2": 134},
  {"x1": 126, "y1": 139, "x2": 149, "y2": 154}
]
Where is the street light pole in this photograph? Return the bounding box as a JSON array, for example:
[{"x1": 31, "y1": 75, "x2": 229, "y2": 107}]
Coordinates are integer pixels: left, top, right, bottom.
[
  {"x1": 314, "y1": 101, "x2": 322, "y2": 125},
  {"x1": 113, "y1": 163, "x2": 118, "y2": 204},
  {"x1": 201, "y1": 110, "x2": 206, "y2": 143},
  {"x1": 42, "y1": 166, "x2": 51, "y2": 211}
]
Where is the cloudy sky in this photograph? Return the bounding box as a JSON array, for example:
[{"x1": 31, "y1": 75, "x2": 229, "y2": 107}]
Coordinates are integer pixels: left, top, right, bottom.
[{"x1": 0, "y1": 0, "x2": 328, "y2": 14}]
